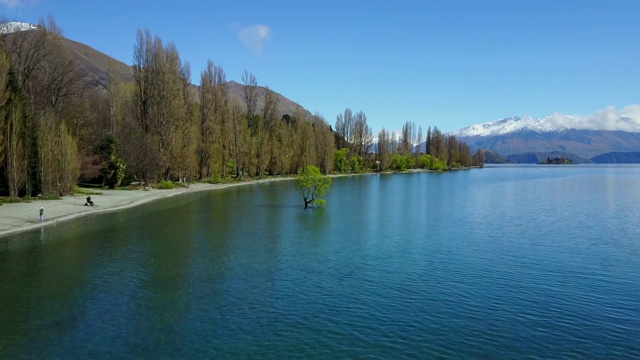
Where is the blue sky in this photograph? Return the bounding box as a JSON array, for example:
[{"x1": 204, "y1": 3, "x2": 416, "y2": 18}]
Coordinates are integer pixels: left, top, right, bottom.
[{"x1": 2, "y1": 0, "x2": 639, "y2": 133}]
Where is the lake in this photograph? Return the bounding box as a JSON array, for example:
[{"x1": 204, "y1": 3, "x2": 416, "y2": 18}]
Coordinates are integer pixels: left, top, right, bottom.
[{"x1": 1, "y1": 165, "x2": 639, "y2": 359}]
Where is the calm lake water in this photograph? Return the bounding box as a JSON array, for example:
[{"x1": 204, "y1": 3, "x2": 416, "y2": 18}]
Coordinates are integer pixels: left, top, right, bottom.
[{"x1": 1, "y1": 165, "x2": 639, "y2": 359}]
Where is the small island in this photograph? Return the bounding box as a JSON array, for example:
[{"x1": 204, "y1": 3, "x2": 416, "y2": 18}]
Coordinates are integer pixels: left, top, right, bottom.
[{"x1": 539, "y1": 156, "x2": 574, "y2": 164}]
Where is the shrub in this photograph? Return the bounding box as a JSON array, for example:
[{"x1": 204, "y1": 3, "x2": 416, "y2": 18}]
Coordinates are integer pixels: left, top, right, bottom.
[
  {"x1": 334, "y1": 148, "x2": 350, "y2": 172},
  {"x1": 349, "y1": 156, "x2": 363, "y2": 173},
  {"x1": 430, "y1": 158, "x2": 448, "y2": 171},
  {"x1": 418, "y1": 154, "x2": 432, "y2": 169},
  {"x1": 204, "y1": 175, "x2": 222, "y2": 184},
  {"x1": 157, "y1": 180, "x2": 176, "y2": 189},
  {"x1": 390, "y1": 155, "x2": 414, "y2": 171}
]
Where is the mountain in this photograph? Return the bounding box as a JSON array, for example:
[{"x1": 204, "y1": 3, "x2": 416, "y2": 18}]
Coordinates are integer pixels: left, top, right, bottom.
[
  {"x1": 1, "y1": 22, "x2": 134, "y2": 89},
  {"x1": 591, "y1": 152, "x2": 640, "y2": 163},
  {"x1": 223, "y1": 81, "x2": 313, "y2": 119},
  {"x1": 0, "y1": 22, "x2": 314, "y2": 119},
  {"x1": 481, "y1": 149, "x2": 509, "y2": 163},
  {"x1": 451, "y1": 106, "x2": 640, "y2": 162},
  {"x1": 0, "y1": 21, "x2": 39, "y2": 34}
]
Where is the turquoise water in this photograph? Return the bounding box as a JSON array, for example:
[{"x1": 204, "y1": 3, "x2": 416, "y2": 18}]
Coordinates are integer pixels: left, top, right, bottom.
[{"x1": 1, "y1": 165, "x2": 639, "y2": 358}]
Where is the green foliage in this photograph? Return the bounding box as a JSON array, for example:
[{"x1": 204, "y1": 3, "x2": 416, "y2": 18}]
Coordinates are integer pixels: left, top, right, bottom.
[
  {"x1": 334, "y1": 148, "x2": 350, "y2": 173},
  {"x1": 430, "y1": 157, "x2": 448, "y2": 171},
  {"x1": 349, "y1": 156, "x2": 363, "y2": 173},
  {"x1": 390, "y1": 154, "x2": 414, "y2": 171},
  {"x1": 204, "y1": 176, "x2": 241, "y2": 185},
  {"x1": 0, "y1": 197, "x2": 24, "y2": 205},
  {"x1": 157, "y1": 179, "x2": 176, "y2": 189},
  {"x1": 24, "y1": 194, "x2": 61, "y2": 201},
  {"x1": 104, "y1": 157, "x2": 126, "y2": 189},
  {"x1": 226, "y1": 160, "x2": 236, "y2": 176},
  {"x1": 295, "y1": 165, "x2": 332, "y2": 208},
  {"x1": 73, "y1": 186, "x2": 102, "y2": 195},
  {"x1": 204, "y1": 175, "x2": 223, "y2": 184},
  {"x1": 418, "y1": 154, "x2": 432, "y2": 169},
  {"x1": 96, "y1": 135, "x2": 126, "y2": 189}
]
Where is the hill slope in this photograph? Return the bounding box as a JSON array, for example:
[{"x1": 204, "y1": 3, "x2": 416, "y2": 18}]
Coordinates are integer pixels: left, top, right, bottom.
[
  {"x1": 591, "y1": 152, "x2": 640, "y2": 163},
  {"x1": 1, "y1": 23, "x2": 314, "y2": 119}
]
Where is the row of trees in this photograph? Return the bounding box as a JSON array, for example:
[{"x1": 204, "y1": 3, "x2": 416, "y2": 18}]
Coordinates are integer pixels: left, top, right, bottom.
[
  {"x1": 0, "y1": 17, "x2": 81, "y2": 198},
  {"x1": 125, "y1": 29, "x2": 337, "y2": 184},
  {"x1": 0, "y1": 20, "x2": 482, "y2": 198},
  {"x1": 351, "y1": 121, "x2": 482, "y2": 173}
]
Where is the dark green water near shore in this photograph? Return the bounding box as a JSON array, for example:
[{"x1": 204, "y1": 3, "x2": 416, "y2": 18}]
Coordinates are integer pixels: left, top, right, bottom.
[{"x1": 1, "y1": 165, "x2": 639, "y2": 358}]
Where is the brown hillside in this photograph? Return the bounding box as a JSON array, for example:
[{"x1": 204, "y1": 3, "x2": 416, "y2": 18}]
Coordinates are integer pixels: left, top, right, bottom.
[
  {"x1": 3, "y1": 29, "x2": 315, "y2": 119},
  {"x1": 62, "y1": 36, "x2": 134, "y2": 89}
]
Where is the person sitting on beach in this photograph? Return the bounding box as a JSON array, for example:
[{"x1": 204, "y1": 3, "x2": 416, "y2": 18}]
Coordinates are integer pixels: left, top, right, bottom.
[{"x1": 85, "y1": 196, "x2": 94, "y2": 206}]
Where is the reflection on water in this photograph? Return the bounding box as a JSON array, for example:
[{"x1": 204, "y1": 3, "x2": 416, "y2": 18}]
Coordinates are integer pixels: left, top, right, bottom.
[{"x1": 1, "y1": 167, "x2": 640, "y2": 359}]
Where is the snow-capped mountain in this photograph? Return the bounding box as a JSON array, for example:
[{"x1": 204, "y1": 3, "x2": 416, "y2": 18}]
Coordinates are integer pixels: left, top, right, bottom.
[
  {"x1": 0, "y1": 22, "x2": 39, "y2": 34},
  {"x1": 451, "y1": 105, "x2": 640, "y2": 162},
  {"x1": 451, "y1": 105, "x2": 640, "y2": 138}
]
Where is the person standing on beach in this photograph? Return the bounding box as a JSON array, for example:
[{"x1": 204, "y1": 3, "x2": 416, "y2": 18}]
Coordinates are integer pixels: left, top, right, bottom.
[{"x1": 39, "y1": 207, "x2": 44, "y2": 222}]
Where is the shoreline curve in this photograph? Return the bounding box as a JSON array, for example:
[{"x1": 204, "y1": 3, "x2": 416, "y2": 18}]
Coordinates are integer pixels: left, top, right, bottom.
[{"x1": 0, "y1": 178, "x2": 292, "y2": 239}]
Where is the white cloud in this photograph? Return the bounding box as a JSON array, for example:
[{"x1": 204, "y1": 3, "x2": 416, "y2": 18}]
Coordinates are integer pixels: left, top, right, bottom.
[
  {"x1": 452, "y1": 104, "x2": 640, "y2": 137},
  {"x1": 0, "y1": 0, "x2": 37, "y2": 9},
  {"x1": 546, "y1": 105, "x2": 640, "y2": 132},
  {"x1": 238, "y1": 24, "x2": 272, "y2": 57},
  {"x1": 0, "y1": 0, "x2": 26, "y2": 9}
]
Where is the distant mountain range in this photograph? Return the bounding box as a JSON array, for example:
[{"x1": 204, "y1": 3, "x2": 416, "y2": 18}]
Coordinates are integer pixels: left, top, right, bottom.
[{"x1": 450, "y1": 107, "x2": 640, "y2": 163}]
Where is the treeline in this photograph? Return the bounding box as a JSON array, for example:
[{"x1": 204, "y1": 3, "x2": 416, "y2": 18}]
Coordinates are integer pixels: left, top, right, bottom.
[
  {"x1": 0, "y1": 18, "x2": 82, "y2": 198},
  {"x1": 338, "y1": 117, "x2": 484, "y2": 172},
  {"x1": 0, "y1": 19, "x2": 482, "y2": 198}
]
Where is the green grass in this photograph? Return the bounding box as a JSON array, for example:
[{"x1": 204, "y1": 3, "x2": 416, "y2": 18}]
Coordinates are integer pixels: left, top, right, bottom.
[
  {"x1": 0, "y1": 197, "x2": 26, "y2": 205},
  {"x1": 0, "y1": 194, "x2": 61, "y2": 205},
  {"x1": 74, "y1": 185, "x2": 103, "y2": 195},
  {"x1": 32, "y1": 194, "x2": 61, "y2": 201},
  {"x1": 157, "y1": 180, "x2": 176, "y2": 189}
]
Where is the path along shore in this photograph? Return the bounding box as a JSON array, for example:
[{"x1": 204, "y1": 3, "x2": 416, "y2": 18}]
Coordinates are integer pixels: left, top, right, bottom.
[{"x1": 0, "y1": 179, "x2": 290, "y2": 239}]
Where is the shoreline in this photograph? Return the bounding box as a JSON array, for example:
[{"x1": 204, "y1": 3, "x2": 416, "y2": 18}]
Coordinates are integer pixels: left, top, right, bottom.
[
  {"x1": 0, "y1": 178, "x2": 293, "y2": 239},
  {"x1": 0, "y1": 169, "x2": 457, "y2": 240}
]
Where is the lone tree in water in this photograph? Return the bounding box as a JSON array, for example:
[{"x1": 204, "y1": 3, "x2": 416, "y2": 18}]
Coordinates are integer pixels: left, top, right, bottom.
[{"x1": 295, "y1": 165, "x2": 332, "y2": 208}]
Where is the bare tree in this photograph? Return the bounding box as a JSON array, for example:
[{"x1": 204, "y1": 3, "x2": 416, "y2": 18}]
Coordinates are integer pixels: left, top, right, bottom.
[
  {"x1": 0, "y1": 49, "x2": 27, "y2": 197},
  {"x1": 292, "y1": 108, "x2": 315, "y2": 172},
  {"x1": 38, "y1": 111, "x2": 78, "y2": 196},
  {"x1": 198, "y1": 60, "x2": 215, "y2": 179},
  {"x1": 353, "y1": 110, "x2": 372, "y2": 156},
  {"x1": 241, "y1": 70, "x2": 258, "y2": 123},
  {"x1": 230, "y1": 103, "x2": 249, "y2": 178},
  {"x1": 400, "y1": 121, "x2": 413, "y2": 156},
  {"x1": 212, "y1": 65, "x2": 230, "y2": 178},
  {"x1": 132, "y1": 29, "x2": 193, "y2": 181},
  {"x1": 263, "y1": 86, "x2": 279, "y2": 175},
  {"x1": 0, "y1": 47, "x2": 9, "y2": 168},
  {"x1": 335, "y1": 108, "x2": 354, "y2": 150},
  {"x1": 313, "y1": 113, "x2": 336, "y2": 174},
  {"x1": 377, "y1": 128, "x2": 391, "y2": 171}
]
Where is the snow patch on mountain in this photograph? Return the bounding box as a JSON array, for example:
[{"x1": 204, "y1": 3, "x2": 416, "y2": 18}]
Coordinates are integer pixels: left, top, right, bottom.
[
  {"x1": 452, "y1": 105, "x2": 640, "y2": 137},
  {"x1": 0, "y1": 22, "x2": 39, "y2": 34}
]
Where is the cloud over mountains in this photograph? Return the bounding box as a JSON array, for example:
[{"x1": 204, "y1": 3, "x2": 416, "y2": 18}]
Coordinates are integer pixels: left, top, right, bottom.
[
  {"x1": 452, "y1": 104, "x2": 640, "y2": 137},
  {"x1": 238, "y1": 24, "x2": 271, "y2": 57},
  {"x1": 549, "y1": 105, "x2": 640, "y2": 132}
]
